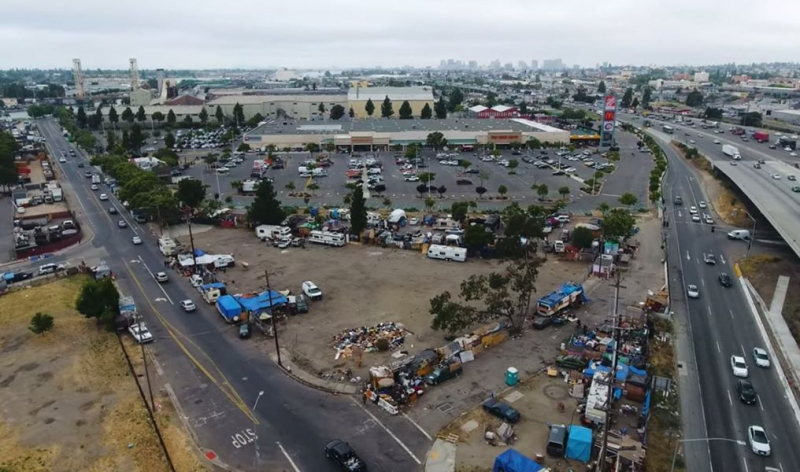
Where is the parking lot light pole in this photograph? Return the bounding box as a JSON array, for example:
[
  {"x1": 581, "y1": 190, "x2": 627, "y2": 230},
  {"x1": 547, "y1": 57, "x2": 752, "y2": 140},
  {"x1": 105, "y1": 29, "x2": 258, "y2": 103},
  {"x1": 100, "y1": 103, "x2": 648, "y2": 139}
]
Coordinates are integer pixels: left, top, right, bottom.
[
  {"x1": 670, "y1": 437, "x2": 745, "y2": 472},
  {"x1": 264, "y1": 270, "x2": 282, "y2": 367}
]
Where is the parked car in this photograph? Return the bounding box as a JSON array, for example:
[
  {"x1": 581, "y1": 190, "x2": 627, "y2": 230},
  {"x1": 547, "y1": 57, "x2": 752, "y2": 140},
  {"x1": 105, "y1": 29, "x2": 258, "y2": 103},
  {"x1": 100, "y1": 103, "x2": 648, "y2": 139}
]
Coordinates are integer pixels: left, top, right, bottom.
[
  {"x1": 456, "y1": 179, "x2": 473, "y2": 185},
  {"x1": 737, "y1": 379, "x2": 757, "y2": 405},
  {"x1": 180, "y1": 300, "x2": 196, "y2": 312},
  {"x1": 238, "y1": 323, "x2": 251, "y2": 339},
  {"x1": 324, "y1": 439, "x2": 366, "y2": 472},
  {"x1": 302, "y1": 281, "x2": 322, "y2": 300},
  {"x1": 752, "y1": 348, "x2": 770, "y2": 368},
  {"x1": 129, "y1": 323, "x2": 154, "y2": 344},
  {"x1": 731, "y1": 355, "x2": 749, "y2": 377},
  {"x1": 482, "y1": 398, "x2": 521, "y2": 423},
  {"x1": 531, "y1": 316, "x2": 554, "y2": 330}
]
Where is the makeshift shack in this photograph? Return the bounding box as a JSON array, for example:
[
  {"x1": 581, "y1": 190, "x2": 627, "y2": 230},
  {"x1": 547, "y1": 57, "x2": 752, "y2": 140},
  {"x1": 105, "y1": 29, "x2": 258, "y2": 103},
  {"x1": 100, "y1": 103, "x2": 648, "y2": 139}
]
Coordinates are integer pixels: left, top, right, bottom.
[
  {"x1": 565, "y1": 425, "x2": 592, "y2": 463},
  {"x1": 492, "y1": 449, "x2": 543, "y2": 472},
  {"x1": 536, "y1": 282, "x2": 588, "y2": 317}
]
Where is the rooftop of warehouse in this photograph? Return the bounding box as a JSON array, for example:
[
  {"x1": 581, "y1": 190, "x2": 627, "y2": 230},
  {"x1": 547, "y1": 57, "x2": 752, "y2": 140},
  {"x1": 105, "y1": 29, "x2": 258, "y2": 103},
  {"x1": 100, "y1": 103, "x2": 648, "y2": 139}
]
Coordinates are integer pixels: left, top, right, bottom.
[{"x1": 245, "y1": 118, "x2": 568, "y2": 136}]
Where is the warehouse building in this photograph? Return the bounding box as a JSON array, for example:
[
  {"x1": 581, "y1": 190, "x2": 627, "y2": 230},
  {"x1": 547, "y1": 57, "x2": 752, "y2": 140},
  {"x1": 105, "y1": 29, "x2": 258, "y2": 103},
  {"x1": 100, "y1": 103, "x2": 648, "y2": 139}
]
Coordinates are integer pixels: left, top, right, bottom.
[
  {"x1": 243, "y1": 118, "x2": 569, "y2": 150},
  {"x1": 347, "y1": 86, "x2": 434, "y2": 119},
  {"x1": 206, "y1": 94, "x2": 348, "y2": 121},
  {"x1": 772, "y1": 109, "x2": 800, "y2": 126}
]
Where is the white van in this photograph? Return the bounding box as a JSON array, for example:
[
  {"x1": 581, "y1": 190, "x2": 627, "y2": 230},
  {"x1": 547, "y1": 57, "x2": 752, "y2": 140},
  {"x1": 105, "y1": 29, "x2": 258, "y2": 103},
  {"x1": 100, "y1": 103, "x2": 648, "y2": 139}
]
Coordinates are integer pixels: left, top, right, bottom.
[
  {"x1": 727, "y1": 229, "x2": 751, "y2": 241},
  {"x1": 427, "y1": 244, "x2": 467, "y2": 262}
]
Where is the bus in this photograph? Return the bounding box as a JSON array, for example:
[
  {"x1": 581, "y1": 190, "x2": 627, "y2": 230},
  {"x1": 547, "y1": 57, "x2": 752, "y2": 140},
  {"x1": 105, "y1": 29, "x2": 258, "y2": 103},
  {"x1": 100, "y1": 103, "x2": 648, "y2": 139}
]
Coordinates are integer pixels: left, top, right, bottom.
[{"x1": 662, "y1": 125, "x2": 674, "y2": 134}]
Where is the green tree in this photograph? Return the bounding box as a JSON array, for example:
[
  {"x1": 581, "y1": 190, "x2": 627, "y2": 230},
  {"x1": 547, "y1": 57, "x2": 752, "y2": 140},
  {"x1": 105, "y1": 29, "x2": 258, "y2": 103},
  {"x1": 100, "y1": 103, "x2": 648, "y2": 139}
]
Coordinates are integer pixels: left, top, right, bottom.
[
  {"x1": 247, "y1": 180, "x2": 285, "y2": 225},
  {"x1": 151, "y1": 111, "x2": 165, "y2": 127},
  {"x1": 571, "y1": 226, "x2": 594, "y2": 249},
  {"x1": 420, "y1": 103, "x2": 433, "y2": 119},
  {"x1": 631, "y1": 97, "x2": 640, "y2": 108},
  {"x1": 305, "y1": 142, "x2": 320, "y2": 154},
  {"x1": 642, "y1": 87, "x2": 653, "y2": 108},
  {"x1": 233, "y1": 103, "x2": 245, "y2": 124},
  {"x1": 527, "y1": 137, "x2": 542, "y2": 150},
  {"x1": 685, "y1": 89, "x2": 704, "y2": 107},
  {"x1": 29, "y1": 312, "x2": 54, "y2": 335},
  {"x1": 237, "y1": 143, "x2": 251, "y2": 153},
  {"x1": 429, "y1": 258, "x2": 538, "y2": 334},
  {"x1": 108, "y1": 106, "x2": 119, "y2": 128},
  {"x1": 121, "y1": 129, "x2": 131, "y2": 150},
  {"x1": 76, "y1": 106, "x2": 88, "y2": 128},
  {"x1": 498, "y1": 185, "x2": 508, "y2": 198},
  {"x1": 285, "y1": 181, "x2": 296, "y2": 192},
  {"x1": 121, "y1": 107, "x2": 135, "y2": 126},
  {"x1": 619, "y1": 192, "x2": 638, "y2": 208},
  {"x1": 348, "y1": 107, "x2": 355, "y2": 118},
  {"x1": 176, "y1": 179, "x2": 207, "y2": 209},
  {"x1": 350, "y1": 185, "x2": 367, "y2": 236},
  {"x1": 507, "y1": 159, "x2": 519, "y2": 169},
  {"x1": 621, "y1": 87, "x2": 633, "y2": 108},
  {"x1": 704, "y1": 107, "x2": 723, "y2": 120},
  {"x1": 164, "y1": 132, "x2": 175, "y2": 149},
  {"x1": 106, "y1": 130, "x2": 117, "y2": 152},
  {"x1": 601, "y1": 208, "x2": 635, "y2": 241},
  {"x1": 167, "y1": 109, "x2": 177, "y2": 125},
  {"x1": 536, "y1": 184, "x2": 548, "y2": 200},
  {"x1": 215, "y1": 105, "x2": 224, "y2": 124},
  {"x1": 398, "y1": 100, "x2": 413, "y2": 119},
  {"x1": 130, "y1": 124, "x2": 145, "y2": 151},
  {"x1": 424, "y1": 196, "x2": 436, "y2": 211},
  {"x1": 434, "y1": 96, "x2": 448, "y2": 119},
  {"x1": 448, "y1": 88, "x2": 464, "y2": 112},
  {"x1": 76, "y1": 130, "x2": 96, "y2": 150},
  {"x1": 597, "y1": 202, "x2": 610, "y2": 217},
  {"x1": 419, "y1": 172, "x2": 436, "y2": 185},
  {"x1": 426, "y1": 131, "x2": 448, "y2": 151},
  {"x1": 597, "y1": 81, "x2": 606, "y2": 94},
  {"x1": 380, "y1": 96, "x2": 394, "y2": 118},
  {"x1": 741, "y1": 112, "x2": 763, "y2": 127},
  {"x1": 136, "y1": 106, "x2": 147, "y2": 123},
  {"x1": 437, "y1": 185, "x2": 447, "y2": 198},
  {"x1": 365, "y1": 98, "x2": 376, "y2": 117},
  {"x1": 558, "y1": 186, "x2": 570, "y2": 200},
  {"x1": 464, "y1": 224, "x2": 494, "y2": 253},
  {"x1": 318, "y1": 103, "x2": 326, "y2": 115},
  {"x1": 307, "y1": 182, "x2": 320, "y2": 195},
  {"x1": 459, "y1": 159, "x2": 472, "y2": 173},
  {"x1": 204, "y1": 153, "x2": 218, "y2": 166},
  {"x1": 198, "y1": 107, "x2": 209, "y2": 124},
  {"x1": 76, "y1": 277, "x2": 120, "y2": 331},
  {"x1": 486, "y1": 91, "x2": 498, "y2": 107},
  {"x1": 154, "y1": 148, "x2": 179, "y2": 166},
  {"x1": 451, "y1": 201, "x2": 470, "y2": 223},
  {"x1": 329, "y1": 104, "x2": 345, "y2": 120},
  {"x1": 476, "y1": 186, "x2": 487, "y2": 199},
  {"x1": 183, "y1": 115, "x2": 193, "y2": 127}
]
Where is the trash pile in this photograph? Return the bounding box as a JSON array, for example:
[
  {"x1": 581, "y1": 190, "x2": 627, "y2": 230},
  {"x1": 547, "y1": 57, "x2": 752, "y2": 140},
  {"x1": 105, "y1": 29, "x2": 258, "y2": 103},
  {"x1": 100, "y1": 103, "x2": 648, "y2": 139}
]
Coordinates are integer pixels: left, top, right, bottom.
[{"x1": 333, "y1": 322, "x2": 406, "y2": 358}]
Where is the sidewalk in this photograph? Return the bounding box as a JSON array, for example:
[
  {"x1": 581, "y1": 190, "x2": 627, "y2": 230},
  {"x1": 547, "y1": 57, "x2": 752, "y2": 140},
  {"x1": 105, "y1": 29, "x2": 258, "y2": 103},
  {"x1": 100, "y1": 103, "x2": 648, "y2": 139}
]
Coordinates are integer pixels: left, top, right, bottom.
[{"x1": 269, "y1": 347, "x2": 359, "y2": 395}]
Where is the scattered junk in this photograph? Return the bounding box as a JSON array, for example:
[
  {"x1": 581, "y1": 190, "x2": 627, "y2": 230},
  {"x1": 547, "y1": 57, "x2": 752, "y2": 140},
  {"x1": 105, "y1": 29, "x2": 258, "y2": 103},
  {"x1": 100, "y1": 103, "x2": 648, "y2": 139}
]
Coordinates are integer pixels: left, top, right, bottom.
[
  {"x1": 333, "y1": 322, "x2": 407, "y2": 358},
  {"x1": 485, "y1": 421, "x2": 516, "y2": 446}
]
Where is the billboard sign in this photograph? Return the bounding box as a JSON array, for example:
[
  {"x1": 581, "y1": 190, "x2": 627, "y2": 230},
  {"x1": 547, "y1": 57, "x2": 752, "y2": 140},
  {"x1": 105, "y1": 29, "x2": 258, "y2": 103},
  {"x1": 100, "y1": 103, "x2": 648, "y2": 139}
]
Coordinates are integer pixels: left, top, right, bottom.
[{"x1": 600, "y1": 93, "x2": 617, "y2": 147}]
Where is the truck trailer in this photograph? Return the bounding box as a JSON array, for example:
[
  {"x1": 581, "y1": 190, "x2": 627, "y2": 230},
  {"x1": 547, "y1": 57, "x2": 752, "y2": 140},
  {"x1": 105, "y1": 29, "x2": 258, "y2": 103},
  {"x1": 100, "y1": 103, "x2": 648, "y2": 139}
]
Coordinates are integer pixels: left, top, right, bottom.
[
  {"x1": 722, "y1": 144, "x2": 741, "y2": 160},
  {"x1": 752, "y1": 131, "x2": 769, "y2": 143}
]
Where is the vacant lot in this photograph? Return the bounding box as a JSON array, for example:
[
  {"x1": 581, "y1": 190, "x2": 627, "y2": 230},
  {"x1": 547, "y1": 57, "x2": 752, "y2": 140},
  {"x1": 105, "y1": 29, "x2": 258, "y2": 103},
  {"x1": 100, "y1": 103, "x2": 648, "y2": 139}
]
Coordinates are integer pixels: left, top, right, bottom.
[
  {"x1": 0, "y1": 276, "x2": 205, "y2": 472},
  {"x1": 741, "y1": 252, "x2": 800, "y2": 343},
  {"x1": 191, "y1": 227, "x2": 589, "y2": 379}
]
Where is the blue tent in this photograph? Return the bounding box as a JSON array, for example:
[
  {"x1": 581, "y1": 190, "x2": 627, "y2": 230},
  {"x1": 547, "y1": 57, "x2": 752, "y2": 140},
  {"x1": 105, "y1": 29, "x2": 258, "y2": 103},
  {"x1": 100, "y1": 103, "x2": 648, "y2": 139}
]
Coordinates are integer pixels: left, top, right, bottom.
[
  {"x1": 565, "y1": 426, "x2": 593, "y2": 463},
  {"x1": 235, "y1": 290, "x2": 288, "y2": 317},
  {"x1": 492, "y1": 449, "x2": 543, "y2": 472}
]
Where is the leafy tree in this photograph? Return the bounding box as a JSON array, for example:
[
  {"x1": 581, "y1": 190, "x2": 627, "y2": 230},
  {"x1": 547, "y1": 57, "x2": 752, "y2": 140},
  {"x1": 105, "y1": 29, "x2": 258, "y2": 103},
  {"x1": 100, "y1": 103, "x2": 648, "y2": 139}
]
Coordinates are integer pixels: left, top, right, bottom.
[
  {"x1": 76, "y1": 106, "x2": 87, "y2": 128},
  {"x1": 464, "y1": 224, "x2": 494, "y2": 253},
  {"x1": 527, "y1": 137, "x2": 542, "y2": 150},
  {"x1": 106, "y1": 130, "x2": 117, "y2": 152},
  {"x1": 198, "y1": 107, "x2": 209, "y2": 124},
  {"x1": 459, "y1": 159, "x2": 472, "y2": 172},
  {"x1": 176, "y1": 179, "x2": 207, "y2": 209},
  {"x1": 619, "y1": 192, "x2": 638, "y2": 208},
  {"x1": 237, "y1": 143, "x2": 251, "y2": 153},
  {"x1": 434, "y1": 96, "x2": 448, "y2": 119},
  {"x1": 204, "y1": 153, "x2": 218, "y2": 166},
  {"x1": 136, "y1": 106, "x2": 147, "y2": 123},
  {"x1": 558, "y1": 186, "x2": 570, "y2": 200},
  {"x1": 476, "y1": 186, "x2": 487, "y2": 199},
  {"x1": 121, "y1": 130, "x2": 131, "y2": 150},
  {"x1": 350, "y1": 185, "x2": 367, "y2": 235},
  {"x1": 597, "y1": 81, "x2": 606, "y2": 94},
  {"x1": 741, "y1": 112, "x2": 762, "y2": 127},
  {"x1": 601, "y1": 208, "x2": 635, "y2": 241},
  {"x1": 108, "y1": 106, "x2": 119, "y2": 127},
  {"x1": 426, "y1": 131, "x2": 448, "y2": 151},
  {"x1": 305, "y1": 142, "x2": 320, "y2": 154},
  {"x1": 642, "y1": 87, "x2": 653, "y2": 108},
  {"x1": 29, "y1": 312, "x2": 54, "y2": 335},
  {"x1": 154, "y1": 148, "x2": 179, "y2": 166},
  {"x1": 405, "y1": 143, "x2": 420, "y2": 159},
  {"x1": 416, "y1": 183, "x2": 428, "y2": 197},
  {"x1": 164, "y1": 132, "x2": 175, "y2": 149},
  {"x1": 167, "y1": 109, "x2": 177, "y2": 125},
  {"x1": 76, "y1": 130, "x2": 96, "y2": 150},
  {"x1": 419, "y1": 172, "x2": 436, "y2": 185},
  {"x1": 215, "y1": 105, "x2": 224, "y2": 124},
  {"x1": 348, "y1": 107, "x2": 355, "y2": 118},
  {"x1": 285, "y1": 181, "x2": 296, "y2": 192},
  {"x1": 420, "y1": 103, "x2": 433, "y2": 119},
  {"x1": 448, "y1": 88, "x2": 464, "y2": 112},
  {"x1": 621, "y1": 87, "x2": 633, "y2": 108},
  {"x1": 329, "y1": 104, "x2": 345, "y2": 120},
  {"x1": 437, "y1": 185, "x2": 447, "y2": 198},
  {"x1": 380, "y1": 96, "x2": 394, "y2": 118},
  {"x1": 247, "y1": 180, "x2": 285, "y2": 225},
  {"x1": 704, "y1": 107, "x2": 723, "y2": 120},
  {"x1": 373, "y1": 184, "x2": 387, "y2": 195},
  {"x1": 88, "y1": 108, "x2": 103, "y2": 129},
  {"x1": 597, "y1": 202, "x2": 610, "y2": 217},
  {"x1": 429, "y1": 258, "x2": 538, "y2": 334},
  {"x1": 121, "y1": 107, "x2": 135, "y2": 125},
  {"x1": 130, "y1": 124, "x2": 145, "y2": 151},
  {"x1": 685, "y1": 89, "x2": 704, "y2": 107},
  {"x1": 507, "y1": 159, "x2": 519, "y2": 169},
  {"x1": 398, "y1": 100, "x2": 413, "y2": 119},
  {"x1": 365, "y1": 98, "x2": 376, "y2": 117},
  {"x1": 183, "y1": 115, "x2": 193, "y2": 127},
  {"x1": 498, "y1": 185, "x2": 508, "y2": 198},
  {"x1": 451, "y1": 201, "x2": 470, "y2": 223},
  {"x1": 318, "y1": 103, "x2": 326, "y2": 115},
  {"x1": 233, "y1": 103, "x2": 245, "y2": 124},
  {"x1": 486, "y1": 91, "x2": 498, "y2": 107},
  {"x1": 536, "y1": 184, "x2": 548, "y2": 200},
  {"x1": 571, "y1": 226, "x2": 594, "y2": 249},
  {"x1": 631, "y1": 97, "x2": 640, "y2": 108},
  {"x1": 151, "y1": 111, "x2": 164, "y2": 126},
  {"x1": 424, "y1": 196, "x2": 436, "y2": 211},
  {"x1": 76, "y1": 277, "x2": 120, "y2": 331},
  {"x1": 307, "y1": 182, "x2": 320, "y2": 195}
]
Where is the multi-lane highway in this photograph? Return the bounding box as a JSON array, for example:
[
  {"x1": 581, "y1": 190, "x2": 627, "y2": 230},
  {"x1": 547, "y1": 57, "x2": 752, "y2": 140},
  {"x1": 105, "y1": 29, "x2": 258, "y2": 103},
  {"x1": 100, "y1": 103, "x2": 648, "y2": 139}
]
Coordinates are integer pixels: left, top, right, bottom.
[
  {"x1": 659, "y1": 126, "x2": 800, "y2": 472},
  {"x1": 37, "y1": 118, "x2": 430, "y2": 472}
]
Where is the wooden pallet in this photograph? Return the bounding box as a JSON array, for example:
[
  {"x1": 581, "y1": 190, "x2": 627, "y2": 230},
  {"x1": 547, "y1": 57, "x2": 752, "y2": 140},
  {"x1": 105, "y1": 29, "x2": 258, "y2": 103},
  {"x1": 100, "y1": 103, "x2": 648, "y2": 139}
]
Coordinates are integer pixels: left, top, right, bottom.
[{"x1": 438, "y1": 433, "x2": 460, "y2": 444}]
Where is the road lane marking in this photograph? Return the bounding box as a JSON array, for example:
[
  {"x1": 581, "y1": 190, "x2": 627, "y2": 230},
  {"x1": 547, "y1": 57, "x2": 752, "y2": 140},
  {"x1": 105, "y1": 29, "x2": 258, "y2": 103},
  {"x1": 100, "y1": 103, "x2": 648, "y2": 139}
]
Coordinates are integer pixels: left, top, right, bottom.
[
  {"x1": 720, "y1": 254, "x2": 726, "y2": 265},
  {"x1": 686, "y1": 251, "x2": 691, "y2": 261},
  {"x1": 741, "y1": 344, "x2": 746, "y2": 357},
  {"x1": 757, "y1": 394, "x2": 764, "y2": 411},
  {"x1": 707, "y1": 305, "x2": 712, "y2": 316},
  {"x1": 716, "y1": 341, "x2": 721, "y2": 353},
  {"x1": 402, "y1": 413, "x2": 433, "y2": 441},
  {"x1": 276, "y1": 441, "x2": 301, "y2": 472},
  {"x1": 701, "y1": 278, "x2": 706, "y2": 287},
  {"x1": 727, "y1": 390, "x2": 733, "y2": 406},
  {"x1": 138, "y1": 255, "x2": 174, "y2": 305},
  {"x1": 729, "y1": 309, "x2": 735, "y2": 320},
  {"x1": 742, "y1": 457, "x2": 749, "y2": 472},
  {"x1": 349, "y1": 397, "x2": 422, "y2": 465}
]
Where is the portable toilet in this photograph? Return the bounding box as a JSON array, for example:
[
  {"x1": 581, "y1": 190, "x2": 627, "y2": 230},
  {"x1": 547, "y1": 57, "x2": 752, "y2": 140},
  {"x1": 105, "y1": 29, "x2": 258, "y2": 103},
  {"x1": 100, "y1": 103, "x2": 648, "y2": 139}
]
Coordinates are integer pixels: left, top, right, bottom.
[{"x1": 506, "y1": 367, "x2": 519, "y2": 386}]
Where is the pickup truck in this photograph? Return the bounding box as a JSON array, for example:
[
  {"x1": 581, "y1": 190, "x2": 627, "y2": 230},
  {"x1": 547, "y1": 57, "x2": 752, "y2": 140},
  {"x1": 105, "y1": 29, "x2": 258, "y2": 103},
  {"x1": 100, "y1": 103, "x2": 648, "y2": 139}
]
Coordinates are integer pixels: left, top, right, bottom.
[
  {"x1": 425, "y1": 362, "x2": 463, "y2": 385},
  {"x1": 325, "y1": 439, "x2": 366, "y2": 471}
]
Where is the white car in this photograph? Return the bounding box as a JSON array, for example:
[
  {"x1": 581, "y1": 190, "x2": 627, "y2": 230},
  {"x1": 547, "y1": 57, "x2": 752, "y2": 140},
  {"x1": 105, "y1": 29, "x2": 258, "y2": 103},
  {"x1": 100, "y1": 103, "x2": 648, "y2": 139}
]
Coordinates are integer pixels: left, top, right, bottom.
[
  {"x1": 731, "y1": 355, "x2": 749, "y2": 377},
  {"x1": 302, "y1": 281, "x2": 322, "y2": 300},
  {"x1": 748, "y1": 425, "x2": 771, "y2": 456},
  {"x1": 129, "y1": 323, "x2": 154, "y2": 343},
  {"x1": 771, "y1": 173, "x2": 781, "y2": 180},
  {"x1": 132, "y1": 236, "x2": 142, "y2": 245},
  {"x1": 90, "y1": 184, "x2": 99, "y2": 191},
  {"x1": 59, "y1": 157, "x2": 67, "y2": 163},
  {"x1": 698, "y1": 201, "x2": 706, "y2": 208},
  {"x1": 785, "y1": 147, "x2": 793, "y2": 152},
  {"x1": 180, "y1": 300, "x2": 197, "y2": 312},
  {"x1": 99, "y1": 193, "x2": 108, "y2": 201},
  {"x1": 687, "y1": 284, "x2": 700, "y2": 299},
  {"x1": 689, "y1": 206, "x2": 698, "y2": 214},
  {"x1": 155, "y1": 272, "x2": 169, "y2": 283},
  {"x1": 791, "y1": 152, "x2": 798, "y2": 157},
  {"x1": 408, "y1": 217, "x2": 419, "y2": 226},
  {"x1": 404, "y1": 175, "x2": 419, "y2": 182},
  {"x1": 689, "y1": 140, "x2": 696, "y2": 144},
  {"x1": 692, "y1": 214, "x2": 701, "y2": 222},
  {"x1": 190, "y1": 274, "x2": 203, "y2": 288},
  {"x1": 752, "y1": 347, "x2": 770, "y2": 368},
  {"x1": 713, "y1": 139, "x2": 720, "y2": 144}
]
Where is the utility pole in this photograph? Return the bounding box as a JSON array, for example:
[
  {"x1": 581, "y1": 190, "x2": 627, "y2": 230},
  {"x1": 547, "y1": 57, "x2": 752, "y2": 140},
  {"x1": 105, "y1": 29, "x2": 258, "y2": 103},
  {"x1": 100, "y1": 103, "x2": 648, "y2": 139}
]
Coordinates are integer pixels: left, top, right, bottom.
[
  {"x1": 138, "y1": 317, "x2": 155, "y2": 409},
  {"x1": 264, "y1": 270, "x2": 282, "y2": 367},
  {"x1": 599, "y1": 268, "x2": 625, "y2": 471},
  {"x1": 187, "y1": 209, "x2": 198, "y2": 271}
]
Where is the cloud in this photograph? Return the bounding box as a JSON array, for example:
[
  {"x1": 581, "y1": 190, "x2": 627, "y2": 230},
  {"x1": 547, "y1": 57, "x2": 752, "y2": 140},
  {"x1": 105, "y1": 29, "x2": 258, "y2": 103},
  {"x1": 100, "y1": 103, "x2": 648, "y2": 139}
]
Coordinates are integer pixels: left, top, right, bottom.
[{"x1": 2, "y1": 0, "x2": 799, "y2": 69}]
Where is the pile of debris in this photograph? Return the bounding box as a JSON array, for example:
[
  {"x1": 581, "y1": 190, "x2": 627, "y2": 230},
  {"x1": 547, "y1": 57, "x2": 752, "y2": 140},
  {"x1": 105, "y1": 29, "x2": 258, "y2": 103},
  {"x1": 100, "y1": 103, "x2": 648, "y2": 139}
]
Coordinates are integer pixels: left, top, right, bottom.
[{"x1": 333, "y1": 322, "x2": 407, "y2": 358}]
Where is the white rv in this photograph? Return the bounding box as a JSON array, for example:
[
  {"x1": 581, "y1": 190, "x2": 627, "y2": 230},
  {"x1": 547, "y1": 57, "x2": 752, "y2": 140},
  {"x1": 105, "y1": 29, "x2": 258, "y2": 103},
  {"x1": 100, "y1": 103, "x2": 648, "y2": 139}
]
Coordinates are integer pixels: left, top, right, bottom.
[
  {"x1": 255, "y1": 225, "x2": 291, "y2": 241},
  {"x1": 308, "y1": 230, "x2": 346, "y2": 247},
  {"x1": 158, "y1": 237, "x2": 177, "y2": 256},
  {"x1": 427, "y1": 244, "x2": 467, "y2": 262}
]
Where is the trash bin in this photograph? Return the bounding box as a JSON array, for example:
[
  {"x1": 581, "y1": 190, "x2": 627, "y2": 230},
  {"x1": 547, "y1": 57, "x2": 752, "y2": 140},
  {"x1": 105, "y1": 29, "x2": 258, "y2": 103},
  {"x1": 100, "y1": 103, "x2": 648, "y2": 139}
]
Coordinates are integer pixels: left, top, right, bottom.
[{"x1": 506, "y1": 367, "x2": 519, "y2": 386}]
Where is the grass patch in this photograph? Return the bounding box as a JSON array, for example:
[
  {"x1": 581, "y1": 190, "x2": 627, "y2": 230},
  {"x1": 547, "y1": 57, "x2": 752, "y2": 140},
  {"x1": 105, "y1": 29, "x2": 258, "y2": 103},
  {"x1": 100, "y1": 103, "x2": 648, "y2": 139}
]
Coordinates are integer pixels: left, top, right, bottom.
[
  {"x1": 647, "y1": 318, "x2": 684, "y2": 472},
  {"x1": 739, "y1": 254, "x2": 781, "y2": 276}
]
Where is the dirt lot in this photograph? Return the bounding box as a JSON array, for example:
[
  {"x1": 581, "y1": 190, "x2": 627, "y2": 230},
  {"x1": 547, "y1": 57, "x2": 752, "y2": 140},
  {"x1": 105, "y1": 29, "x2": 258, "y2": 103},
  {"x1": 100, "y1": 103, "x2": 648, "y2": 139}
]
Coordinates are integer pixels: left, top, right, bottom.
[
  {"x1": 741, "y1": 252, "x2": 800, "y2": 342},
  {"x1": 0, "y1": 276, "x2": 205, "y2": 472},
  {"x1": 191, "y1": 227, "x2": 591, "y2": 380}
]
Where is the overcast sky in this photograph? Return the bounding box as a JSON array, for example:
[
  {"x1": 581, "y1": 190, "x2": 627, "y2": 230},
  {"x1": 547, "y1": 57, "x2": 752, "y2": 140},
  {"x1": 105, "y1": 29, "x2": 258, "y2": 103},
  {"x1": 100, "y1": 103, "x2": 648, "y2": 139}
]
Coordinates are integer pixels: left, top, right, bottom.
[{"x1": 3, "y1": 0, "x2": 799, "y2": 70}]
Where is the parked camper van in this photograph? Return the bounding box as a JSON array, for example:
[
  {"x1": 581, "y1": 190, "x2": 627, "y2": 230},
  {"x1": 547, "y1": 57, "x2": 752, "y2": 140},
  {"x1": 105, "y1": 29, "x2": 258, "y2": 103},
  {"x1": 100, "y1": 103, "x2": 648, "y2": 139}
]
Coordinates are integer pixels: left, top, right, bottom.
[
  {"x1": 308, "y1": 230, "x2": 346, "y2": 247},
  {"x1": 255, "y1": 225, "x2": 291, "y2": 241},
  {"x1": 427, "y1": 244, "x2": 467, "y2": 262}
]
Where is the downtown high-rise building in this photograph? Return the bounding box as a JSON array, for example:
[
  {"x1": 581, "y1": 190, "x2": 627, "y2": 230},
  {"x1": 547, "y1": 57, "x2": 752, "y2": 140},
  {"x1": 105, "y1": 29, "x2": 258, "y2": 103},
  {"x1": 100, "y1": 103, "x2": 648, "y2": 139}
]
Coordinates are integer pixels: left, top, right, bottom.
[
  {"x1": 543, "y1": 59, "x2": 564, "y2": 70},
  {"x1": 531, "y1": 60, "x2": 538, "y2": 70}
]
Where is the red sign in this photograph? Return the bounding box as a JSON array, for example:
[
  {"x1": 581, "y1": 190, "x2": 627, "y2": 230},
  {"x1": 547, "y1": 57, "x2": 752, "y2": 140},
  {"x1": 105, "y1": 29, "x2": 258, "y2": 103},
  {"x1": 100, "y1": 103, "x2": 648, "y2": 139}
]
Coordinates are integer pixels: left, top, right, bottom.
[
  {"x1": 604, "y1": 111, "x2": 616, "y2": 122},
  {"x1": 604, "y1": 95, "x2": 616, "y2": 111}
]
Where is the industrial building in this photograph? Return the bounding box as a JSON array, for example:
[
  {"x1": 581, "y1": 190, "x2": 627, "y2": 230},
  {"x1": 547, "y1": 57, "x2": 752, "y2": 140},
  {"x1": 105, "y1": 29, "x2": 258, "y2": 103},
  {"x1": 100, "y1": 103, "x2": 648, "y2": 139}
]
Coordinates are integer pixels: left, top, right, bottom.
[
  {"x1": 772, "y1": 109, "x2": 800, "y2": 125},
  {"x1": 347, "y1": 86, "x2": 434, "y2": 119},
  {"x1": 467, "y1": 105, "x2": 520, "y2": 119},
  {"x1": 243, "y1": 118, "x2": 570, "y2": 150},
  {"x1": 206, "y1": 94, "x2": 347, "y2": 121}
]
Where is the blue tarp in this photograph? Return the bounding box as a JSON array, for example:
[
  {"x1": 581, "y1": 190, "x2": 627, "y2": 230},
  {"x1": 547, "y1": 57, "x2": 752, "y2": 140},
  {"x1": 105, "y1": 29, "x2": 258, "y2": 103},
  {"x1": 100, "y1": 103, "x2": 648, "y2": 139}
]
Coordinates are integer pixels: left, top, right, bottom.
[
  {"x1": 629, "y1": 365, "x2": 647, "y2": 377},
  {"x1": 565, "y1": 426, "x2": 593, "y2": 463},
  {"x1": 199, "y1": 282, "x2": 225, "y2": 291},
  {"x1": 235, "y1": 290, "x2": 288, "y2": 316},
  {"x1": 537, "y1": 282, "x2": 590, "y2": 309},
  {"x1": 642, "y1": 389, "x2": 652, "y2": 417},
  {"x1": 193, "y1": 248, "x2": 206, "y2": 256},
  {"x1": 492, "y1": 449, "x2": 543, "y2": 472},
  {"x1": 216, "y1": 295, "x2": 242, "y2": 319}
]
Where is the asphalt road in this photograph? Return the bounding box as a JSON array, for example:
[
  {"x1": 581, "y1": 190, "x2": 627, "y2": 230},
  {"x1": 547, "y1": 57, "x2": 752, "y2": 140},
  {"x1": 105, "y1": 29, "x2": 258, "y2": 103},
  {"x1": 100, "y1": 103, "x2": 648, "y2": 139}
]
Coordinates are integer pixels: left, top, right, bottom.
[
  {"x1": 38, "y1": 118, "x2": 431, "y2": 472},
  {"x1": 661, "y1": 131, "x2": 800, "y2": 472}
]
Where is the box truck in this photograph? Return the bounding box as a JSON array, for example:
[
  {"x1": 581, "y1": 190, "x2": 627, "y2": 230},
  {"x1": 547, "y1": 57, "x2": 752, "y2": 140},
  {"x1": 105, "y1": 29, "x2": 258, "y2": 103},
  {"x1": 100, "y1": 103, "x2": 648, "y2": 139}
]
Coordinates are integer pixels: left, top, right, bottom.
[{"x1": 722, "y1": 144, "x2": 741, "y2": 160}]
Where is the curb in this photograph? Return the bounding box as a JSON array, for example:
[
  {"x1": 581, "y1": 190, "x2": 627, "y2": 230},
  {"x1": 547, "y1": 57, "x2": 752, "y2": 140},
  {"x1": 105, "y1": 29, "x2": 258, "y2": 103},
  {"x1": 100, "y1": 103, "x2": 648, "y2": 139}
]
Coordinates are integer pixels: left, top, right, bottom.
[{"x1": 269, "y1": 351, "x2": 359, "y2": 396}]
